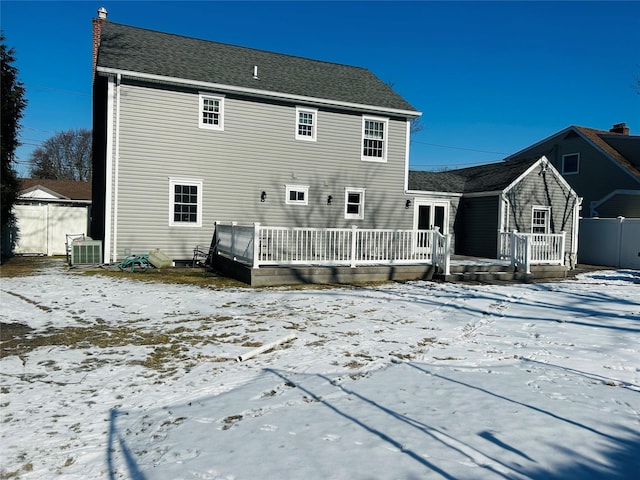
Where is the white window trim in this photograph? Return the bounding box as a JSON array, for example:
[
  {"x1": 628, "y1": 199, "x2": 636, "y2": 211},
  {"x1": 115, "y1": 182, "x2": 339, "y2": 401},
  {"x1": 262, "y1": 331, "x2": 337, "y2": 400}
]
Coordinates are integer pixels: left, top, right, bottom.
[
  {"x1": 169, "y1": 177, "x2": 203, "y2": 227},
  {"x1": 198, "y1": 93, "x2": 225, "y2": 131},
  {"x1": 285, "y1": 184, "x2": 309, "y2": 205},
  {"x1": 295, "y1": 106, "x2": 317, "y2": 142},
  {"x1": 361, "y1": 115, "x2": 388, "y2": 162},
  {"x1": 531, "y1": 206, "x2": 551, "y2": 234},
  {"x1": 345, "y1": 187, "x2": 366, "y2": 220},
  {"x1": 561, "y1": 153, "x2": 580, "y2": 175}
]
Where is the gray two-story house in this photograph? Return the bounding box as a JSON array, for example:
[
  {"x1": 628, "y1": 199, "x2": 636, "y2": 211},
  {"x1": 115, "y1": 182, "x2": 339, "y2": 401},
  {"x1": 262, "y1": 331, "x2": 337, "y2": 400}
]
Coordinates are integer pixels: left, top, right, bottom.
[
  {"x1": 91, "y1": 11, "x2": 421, "y2": 264},
  {"x1": 506, "y1": 124, "x2": 640, "y2": 218}
]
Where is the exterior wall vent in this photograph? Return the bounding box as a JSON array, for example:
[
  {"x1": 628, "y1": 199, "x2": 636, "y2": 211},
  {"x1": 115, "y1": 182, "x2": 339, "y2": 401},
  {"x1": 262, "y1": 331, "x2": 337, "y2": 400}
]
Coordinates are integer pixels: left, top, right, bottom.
[{"x1": 71, "y1": 239, "x2": 103, "y2": 265}]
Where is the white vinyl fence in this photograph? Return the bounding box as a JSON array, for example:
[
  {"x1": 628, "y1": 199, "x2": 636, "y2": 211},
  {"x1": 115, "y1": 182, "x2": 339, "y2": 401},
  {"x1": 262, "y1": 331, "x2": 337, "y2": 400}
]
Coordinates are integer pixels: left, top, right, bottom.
[
  {"x1": 578, "y1": 217, "x2": 639, "y2": 269},
  {"x1": 12, "y1": 203, "x2": 90, "y2": 256}
]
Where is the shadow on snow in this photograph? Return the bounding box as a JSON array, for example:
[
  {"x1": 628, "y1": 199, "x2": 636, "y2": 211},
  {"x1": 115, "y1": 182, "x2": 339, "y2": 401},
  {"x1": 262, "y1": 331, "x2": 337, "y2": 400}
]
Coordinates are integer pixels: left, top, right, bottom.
[{"x1": 106, "y1": 360, "x2": 639, "y2": 480}]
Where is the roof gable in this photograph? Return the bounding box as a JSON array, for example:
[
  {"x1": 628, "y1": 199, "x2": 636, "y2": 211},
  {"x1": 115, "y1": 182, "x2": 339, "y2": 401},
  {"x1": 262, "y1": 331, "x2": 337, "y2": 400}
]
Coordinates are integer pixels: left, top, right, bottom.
[
  {"x1": 19, "y1": 179, "x2": 92, "y2": 201},
  {"x1": 408, "y1": 156, "x2": 576, "y2": 197},
  {"x1": 507, "y1": 125, "x2": 640, "y2": 181},
  {"x1": 97, "y1": 22, "x2": 419, "y2": 115},
  {"x1": 573, "y1": 126, "x2": 640, "y2": 180}
]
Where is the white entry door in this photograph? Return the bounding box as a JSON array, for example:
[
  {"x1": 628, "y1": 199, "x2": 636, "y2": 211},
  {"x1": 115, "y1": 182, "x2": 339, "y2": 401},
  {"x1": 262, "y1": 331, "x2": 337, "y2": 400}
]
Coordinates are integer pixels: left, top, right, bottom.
[
  {"x1": 414, "y1": 200, "x2": 448, "y2": 232},
  {"x1": 413, "y1": 200, "x2": 449, "y2": 252}
]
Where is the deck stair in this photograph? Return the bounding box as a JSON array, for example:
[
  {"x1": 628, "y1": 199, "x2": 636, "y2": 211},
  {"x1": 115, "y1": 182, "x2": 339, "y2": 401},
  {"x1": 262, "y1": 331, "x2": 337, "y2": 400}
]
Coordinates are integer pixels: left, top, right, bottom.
[
  {"x1": 436, "y1": 263, "x2": 533, "y2": 283},
  {"x1": 434, "y1": 256, "x2": 568, "y2": 283}
]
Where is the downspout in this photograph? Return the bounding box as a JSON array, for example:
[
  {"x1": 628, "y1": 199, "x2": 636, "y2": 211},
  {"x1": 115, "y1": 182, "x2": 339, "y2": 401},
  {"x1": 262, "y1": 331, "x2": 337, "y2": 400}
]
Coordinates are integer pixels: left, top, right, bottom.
[
  {"x1": 498, "y1": 193, "x2": 510, "y2": 258},
  {"x1": 403, "y1": 119, "x2": 410, "y2": 194},
  {"x1": 111, "y1": 73, "x2": 122, "y2": 263},
  {"x1": 103, "y1": 77, "x2": 114, "y2": 263},
  {"x1": 571, "y1": 196, "x2": 582, "y2": 268}
]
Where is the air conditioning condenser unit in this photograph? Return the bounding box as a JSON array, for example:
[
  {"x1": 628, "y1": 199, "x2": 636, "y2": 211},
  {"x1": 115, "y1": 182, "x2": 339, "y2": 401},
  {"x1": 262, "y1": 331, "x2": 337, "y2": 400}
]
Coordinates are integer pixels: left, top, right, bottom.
[{"x1": 71, "y1": 239, "x2": 103, "y2": 266}]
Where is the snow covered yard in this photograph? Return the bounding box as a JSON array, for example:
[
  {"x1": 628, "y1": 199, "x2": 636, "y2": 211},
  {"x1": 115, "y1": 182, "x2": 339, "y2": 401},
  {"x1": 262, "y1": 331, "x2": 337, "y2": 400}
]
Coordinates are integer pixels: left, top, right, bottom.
[{"x1": 1, "y1": 261, "x2": 638, "y2": 479}]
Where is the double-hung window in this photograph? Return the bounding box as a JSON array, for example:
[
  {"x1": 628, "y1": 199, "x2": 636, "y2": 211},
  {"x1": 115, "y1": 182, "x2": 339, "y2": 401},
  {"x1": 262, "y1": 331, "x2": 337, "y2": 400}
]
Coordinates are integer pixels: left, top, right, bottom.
[
  {"x1": 362, "y1": 116, "x2": 388, "y2": 162},
  {"x1": 286, "y1": 185, "x2": 309, "y2": 205},
  {"x1": 169, "y1": 178, "x2": 202, "y2": 227},
  {"x1": 199, "y1": 93, "x2": 224, "y2": 131},
  {"x1": 562, "y1": 153, "x2": 579, "y2": 175},
  {"x1": 296, "y1": 107, "x2": 317, "y2": 141},
  {"x1": 345, "y1": 188, "x2": 365, "y2": 220},
  {"x1": 531, "y1": 207, "x2": 550, "y2": 234}
]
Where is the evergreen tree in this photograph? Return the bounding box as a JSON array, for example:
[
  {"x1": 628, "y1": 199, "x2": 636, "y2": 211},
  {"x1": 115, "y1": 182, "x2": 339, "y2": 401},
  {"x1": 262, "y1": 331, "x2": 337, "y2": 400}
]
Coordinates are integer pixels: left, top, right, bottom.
[{"x1": 1, "y1": 34, "x2": 27, "y2": 257}]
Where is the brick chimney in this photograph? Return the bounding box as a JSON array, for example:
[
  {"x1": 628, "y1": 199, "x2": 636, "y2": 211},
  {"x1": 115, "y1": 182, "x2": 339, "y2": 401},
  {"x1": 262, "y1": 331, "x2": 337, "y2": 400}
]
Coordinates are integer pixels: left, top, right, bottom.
[
  {"x1": 609, "y1": 122, "x2": 630, "y2": 135},
  {"x1": 92, "y1": 7, "x2": 108, "y2": 82}
]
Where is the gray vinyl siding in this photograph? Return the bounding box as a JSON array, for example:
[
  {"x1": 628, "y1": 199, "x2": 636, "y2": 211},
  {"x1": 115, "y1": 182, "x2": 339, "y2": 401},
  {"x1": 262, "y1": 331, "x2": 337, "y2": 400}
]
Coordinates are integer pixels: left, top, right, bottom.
[
  {"x1": 511, "y1": 135, "x2": 640, "y2": 217},
  {"x1": 456, "y1": 196, "x2": 499, "y2": 258},
  {"x1": 504, "y1": 167, "x2": 577, "y2": 256},
  {"x1": 591, "y1": 193, "x2": 640, "y2": 218},
  {"x1": 110, "y1": 81, "x2": 414, "y2": 260}
]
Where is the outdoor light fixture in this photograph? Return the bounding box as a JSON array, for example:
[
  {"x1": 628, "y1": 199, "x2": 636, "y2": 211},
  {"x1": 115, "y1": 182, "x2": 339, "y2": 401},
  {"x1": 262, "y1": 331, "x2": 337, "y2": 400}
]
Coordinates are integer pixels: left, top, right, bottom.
[
  {"x1": 327, "y1": 195, "x2": 333, "y2": 205},
  {"x1": 405, "y1": 199, "x2": 412, "y2": 209},
  {"x1": 261, "y1": 191, "x2": 267, "y2": 202}
]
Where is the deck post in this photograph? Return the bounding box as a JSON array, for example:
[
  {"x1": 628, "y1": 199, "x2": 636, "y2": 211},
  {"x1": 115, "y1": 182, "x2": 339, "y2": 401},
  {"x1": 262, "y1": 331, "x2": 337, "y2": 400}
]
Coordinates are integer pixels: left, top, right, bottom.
[
  {"x1": 524, "y1": 234, "x2": 531, "y2": 274},
  {"x1": 560, "y1": 231, "x2": 566, "y2": 266},
  {"x1": 350, "y1": 225, "x2": 357, "y2": 268},
  {"x1": 443, "y1": 234, "x2": 451, "y2": 276},
  {"x1": 510, "y1": 230, "x2": 517, "y2": 267},
  {"x1": 252, "y1": 222, "x2": 261, "y2": 269},
  {"x1": 231, "y1": 221, "x2": 237, "y2": 261}
]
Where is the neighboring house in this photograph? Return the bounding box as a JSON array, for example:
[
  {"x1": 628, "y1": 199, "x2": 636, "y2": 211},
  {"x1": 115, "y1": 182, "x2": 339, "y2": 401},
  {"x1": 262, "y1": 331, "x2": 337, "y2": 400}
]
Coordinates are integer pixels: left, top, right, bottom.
[
  {"x1": 409, "y1": 156, "x2": 581, "y2": 265},
  {"x1": 91, "y1": 11, "x2": 421, "y2": 263},
  {"x1": 11, "y1": 179, "x2": 92, "y2": 256},
  {"x1": 505, "y1": 124, "x2": 640, "y2": 218}
]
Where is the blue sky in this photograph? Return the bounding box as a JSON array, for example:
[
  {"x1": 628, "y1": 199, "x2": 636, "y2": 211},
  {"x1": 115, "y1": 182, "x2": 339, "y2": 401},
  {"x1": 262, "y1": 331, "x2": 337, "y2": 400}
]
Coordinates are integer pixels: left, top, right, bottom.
[{"x1": 2, "y1": 0, "x2": 639, "y2": 177}]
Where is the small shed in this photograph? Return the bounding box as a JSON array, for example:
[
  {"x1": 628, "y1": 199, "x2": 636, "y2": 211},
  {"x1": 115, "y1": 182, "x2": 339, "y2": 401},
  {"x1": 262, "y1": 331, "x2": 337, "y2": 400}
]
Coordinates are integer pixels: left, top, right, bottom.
[{"x1": 11, "y1": 179, "x2": 92, "y2": 256}]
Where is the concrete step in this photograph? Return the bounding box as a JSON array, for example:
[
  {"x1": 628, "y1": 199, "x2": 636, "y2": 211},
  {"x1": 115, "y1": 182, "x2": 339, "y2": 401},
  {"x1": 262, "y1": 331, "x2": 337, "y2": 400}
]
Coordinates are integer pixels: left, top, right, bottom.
[
  {"x1": 449, "y1": 264, "x2": 515, "y2": 274},
  {"x1": 435, "y1": 270, "x2": 534, "y2": 284}
]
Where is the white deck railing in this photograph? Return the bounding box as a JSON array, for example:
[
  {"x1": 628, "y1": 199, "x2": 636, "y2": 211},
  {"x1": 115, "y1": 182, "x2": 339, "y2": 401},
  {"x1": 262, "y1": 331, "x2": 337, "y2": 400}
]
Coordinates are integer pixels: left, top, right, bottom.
[
  {"x1": 213, "y1": 223, "x2": 565, "y2": 277},
  {"x1": 500, "y1": 230, "x2": 566, "y2": 274},
  {"x1": 214, "y1": 222, "x2": 451, "y2": 274}
]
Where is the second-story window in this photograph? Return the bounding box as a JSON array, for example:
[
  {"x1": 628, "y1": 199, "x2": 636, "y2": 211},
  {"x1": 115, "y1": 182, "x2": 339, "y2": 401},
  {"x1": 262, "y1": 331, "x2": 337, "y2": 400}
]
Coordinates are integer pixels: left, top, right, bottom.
[
  {"x1": 362, "y1": 116, "x2": 388, "y2": 162},
  {"x1": 296, "y1": 107, "x2": 317, "y2": 141},
  {"x1": 562, "y1": 153, "x2": 579, "y2": 174},
  {"x1": 199, "y1": 94, "x2": 224, "y2": 131}
]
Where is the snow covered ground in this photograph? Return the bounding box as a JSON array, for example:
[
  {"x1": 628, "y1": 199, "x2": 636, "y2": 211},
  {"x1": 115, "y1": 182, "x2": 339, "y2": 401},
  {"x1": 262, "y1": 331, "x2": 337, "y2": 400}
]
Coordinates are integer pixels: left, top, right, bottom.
[{"x1": 1, "y1": 263, "x2": 638, "y2": 479}]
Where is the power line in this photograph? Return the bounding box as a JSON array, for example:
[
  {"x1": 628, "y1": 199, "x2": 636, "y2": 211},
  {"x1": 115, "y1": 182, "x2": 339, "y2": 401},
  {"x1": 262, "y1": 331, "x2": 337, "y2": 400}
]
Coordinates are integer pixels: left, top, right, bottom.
[
  {"x1": 412, "y1": 140, "x2": 509, "y2": 156},
  {"x1": 24, "y1": 83, "x2": 90, "y2": 97}
]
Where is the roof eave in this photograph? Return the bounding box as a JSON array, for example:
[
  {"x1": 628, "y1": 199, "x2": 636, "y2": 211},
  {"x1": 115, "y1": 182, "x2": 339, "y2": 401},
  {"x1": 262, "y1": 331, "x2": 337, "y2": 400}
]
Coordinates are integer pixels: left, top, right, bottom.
[
  {"x1": 96, "y1": 66, "x2": 422, "y2": 118},
  {"x1": 405, "y1": 189, "x2": 463, "y2": 197}
]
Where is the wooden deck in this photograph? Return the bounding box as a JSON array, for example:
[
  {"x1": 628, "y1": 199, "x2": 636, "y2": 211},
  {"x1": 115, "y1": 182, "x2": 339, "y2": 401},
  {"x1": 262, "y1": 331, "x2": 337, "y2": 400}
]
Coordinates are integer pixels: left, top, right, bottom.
[
  {"x1": 208, "y1": 223, "x2": 569, "y2": 286},
  {"x1": 209, "y1": 253, "x2": 568, "y2": 287}
]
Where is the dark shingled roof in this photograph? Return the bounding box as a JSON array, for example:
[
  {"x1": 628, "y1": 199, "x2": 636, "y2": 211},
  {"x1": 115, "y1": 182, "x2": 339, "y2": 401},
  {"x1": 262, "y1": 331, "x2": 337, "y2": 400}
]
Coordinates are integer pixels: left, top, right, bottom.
[
  {"x1": 19, "y1": 179, "x2": 92, "y2": 201},
  {"x1": 573, "y1": 126, "x2": 640, "y2": 180},
  {"x1": 409, "y1": 157, "x2": 540, "y2": 194},
  {"x1": 97, "y1": 22, "x2": 419, "y2": 114}
]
